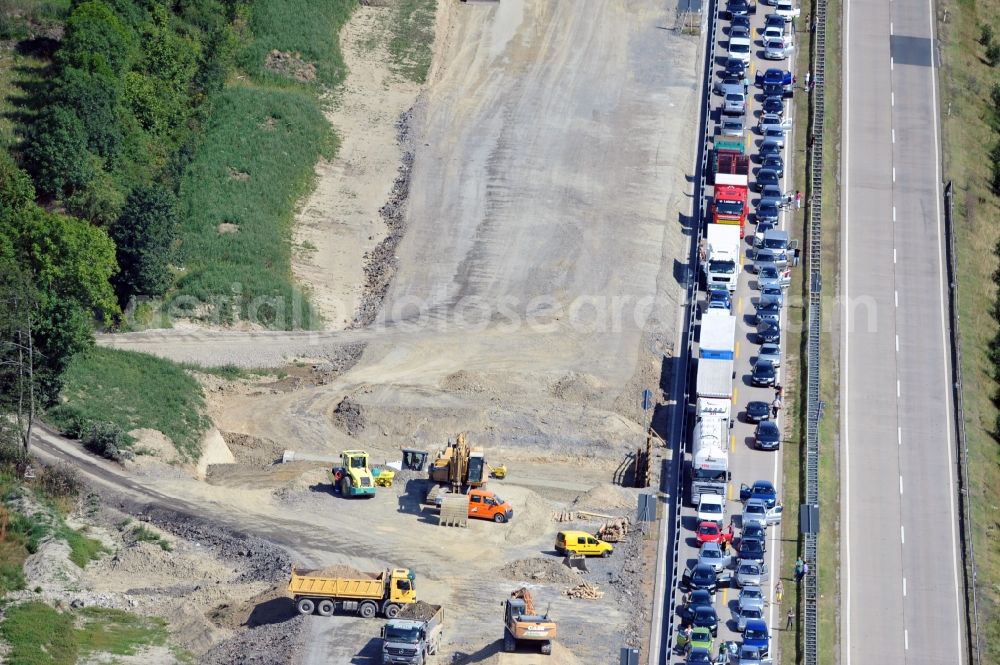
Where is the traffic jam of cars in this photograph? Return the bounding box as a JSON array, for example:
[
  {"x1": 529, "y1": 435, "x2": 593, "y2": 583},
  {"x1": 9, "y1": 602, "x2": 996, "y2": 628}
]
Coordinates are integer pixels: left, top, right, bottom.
[{"x1": 676, "y1": 0, "x2": 803, "y2": 660}]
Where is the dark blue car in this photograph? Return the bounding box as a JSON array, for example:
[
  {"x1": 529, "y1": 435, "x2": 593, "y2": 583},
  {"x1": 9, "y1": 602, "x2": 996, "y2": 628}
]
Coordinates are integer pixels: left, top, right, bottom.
[
  {"x1": 740, "y1": 480, "x2": 778, "y2": 508},
  {"x1": 757, "y1": 67, "x2": 793, "y2": 87},
  {"x1": 762, "y1": 96, "x2": 785, "y2": 116},
  {"x1": 708, "y1": 288, "x2": 732, "y2": 311},
  {"x1": 744, "y1": 619, "x2": 770, "y2": 656},
  {"x1": 755, "y1": 203, "x2": 780, "y2": 226}
]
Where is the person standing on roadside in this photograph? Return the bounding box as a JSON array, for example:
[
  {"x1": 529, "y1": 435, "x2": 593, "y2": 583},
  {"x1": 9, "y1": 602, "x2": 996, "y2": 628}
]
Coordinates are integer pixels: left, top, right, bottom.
[
  {"x1": 794, "y1": 557, "x2": 804, "y2": 582},
  {"x1": 786, "y1": 608, "x2": 795, "y2": 630},
  {"x1": 771, "y1": 396, "x2": 782, "y2": 418},
  {"x1": 775, "y1": 579, "x2": 784, "y2": 603}
]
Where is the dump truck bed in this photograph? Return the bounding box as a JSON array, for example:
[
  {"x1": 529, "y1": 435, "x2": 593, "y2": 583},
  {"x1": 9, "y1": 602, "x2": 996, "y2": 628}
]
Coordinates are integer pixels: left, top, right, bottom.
[{"x1": 288, "y1": 569, "x2": 386, "y2": 600}]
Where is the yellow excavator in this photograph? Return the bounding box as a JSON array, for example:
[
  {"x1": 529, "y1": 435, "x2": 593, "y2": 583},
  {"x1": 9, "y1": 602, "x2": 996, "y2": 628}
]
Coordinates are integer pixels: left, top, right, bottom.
[
  {"x1": 503, "y1": 587, "x2": 557, "y2": 655},
  {"x1": 428, "y1": 433, "x2": 488, "y2": 493}
]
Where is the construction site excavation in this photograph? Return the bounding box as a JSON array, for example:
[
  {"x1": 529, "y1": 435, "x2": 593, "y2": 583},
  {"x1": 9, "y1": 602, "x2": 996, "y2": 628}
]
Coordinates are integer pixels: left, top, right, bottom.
[{"x1": 16, "y1": 0, "x2": 704, "y2": 664}]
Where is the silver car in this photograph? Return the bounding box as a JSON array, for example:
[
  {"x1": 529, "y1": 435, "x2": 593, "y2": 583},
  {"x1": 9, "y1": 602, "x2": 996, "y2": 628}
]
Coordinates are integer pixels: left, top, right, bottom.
[
  {"x1": 758, "y1": 113, "x2": 791, "y2": 134},
  {"x1": 756, "y1": 262, "x2": 791, "y2": 290},
  {"x1": 698, "y1": 541, "x2": 733, "y2": 573},
  {"x1": 742, "y1": 498, "x2": 770, "y2": 529},
  {"x1": 736, "y1": 604, "x2": 766, "y2": 631},
  {"x1": 724, "y1": 91, "x2": 747, "y2": 114},
  {"x1": 762, "y1": 126, "x2": 788, "y2": 147},
  {"x1": 755, "y1": 342, "x2": 782, "y2": 367},
  {"x1": 763, "y1": 38, "x2": 790, "y2": 59},
  {"x1": 738, "y1": 585, "x2": 766, "y2": 612},
  {"x1": 754, "y1": 246, "x2": 788, "y2": 268},
  {"x1": 738, "y1": 644, "x2": 774, "y2": 665},
  {"x1": 735, "y1": 561, "x2": 769, "y2": 588},
  {"x1": 715, "y1": 77, "x2": 744, "y2": 96},
  {"x1": 721, "y1": 115, "x2": 745, "y2": 137}
]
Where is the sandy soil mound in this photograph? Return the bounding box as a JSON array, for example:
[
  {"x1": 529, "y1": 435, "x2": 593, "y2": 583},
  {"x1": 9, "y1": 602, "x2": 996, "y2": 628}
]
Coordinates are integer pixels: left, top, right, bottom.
[
  {"x1": 502, "y1": 488, "x2": 555, "y2": 544},
  {"x1": 221, "y1": 432, "x2": 285, "y2": 468},
  {"x1": 208, "y1": 584, "x2": 294, "y2": 630},
  {"x1": 571, "y1": 484, "x2": 634, "y2": 512},
  {"x1": 128, "y1": 428, "x2": 178, "y2": 463},
  {"x1": 309, "y1": 564, "x2": 368, "y2": 578},
  {"x1": 499, "y1": 557, "x2": 580, "y2": 584}
]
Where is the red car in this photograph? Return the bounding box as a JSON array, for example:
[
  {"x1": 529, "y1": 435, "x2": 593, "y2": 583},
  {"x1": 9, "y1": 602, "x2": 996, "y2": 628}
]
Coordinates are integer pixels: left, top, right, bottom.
[{"x1": 696, "y1": 521, "x2": 734, "y2": 545}]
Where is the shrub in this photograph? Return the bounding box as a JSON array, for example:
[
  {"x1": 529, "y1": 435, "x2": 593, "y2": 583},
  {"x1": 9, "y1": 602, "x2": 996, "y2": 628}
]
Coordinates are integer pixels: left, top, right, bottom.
[
  {"x1": 81, "y1": 422, "x2": 130, "y2": 461},
  {"x1": 981, "y1": 24, "x2": 994, "y2": 47},
  {"x1": 37, "y1": 464, "x2": 82, "y2": 499},
  {"x1": 988, "y1": 43, "x2": 1000, "y2": 68}
]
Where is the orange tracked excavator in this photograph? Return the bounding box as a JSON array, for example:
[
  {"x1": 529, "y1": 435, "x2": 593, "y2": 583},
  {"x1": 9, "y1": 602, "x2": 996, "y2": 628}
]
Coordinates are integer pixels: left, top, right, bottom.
[{"x1": 503, "y1": 587, "x2": 557, "y2": 655}]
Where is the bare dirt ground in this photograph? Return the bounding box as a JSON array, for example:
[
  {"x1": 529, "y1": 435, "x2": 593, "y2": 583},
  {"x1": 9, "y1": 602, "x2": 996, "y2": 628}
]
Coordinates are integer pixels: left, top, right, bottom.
[
  {"x1": 292, "y1": 4, "x2": 421, "y2": 329},
  {"x1": 80, "y1": 0, "x2": 702, "y2": 662}
]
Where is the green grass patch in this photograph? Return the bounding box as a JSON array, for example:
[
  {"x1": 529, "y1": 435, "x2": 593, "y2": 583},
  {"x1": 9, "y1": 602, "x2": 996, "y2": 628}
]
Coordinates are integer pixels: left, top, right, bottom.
[
  {"x1": 128, "y1": 524, "x2": 171, "y2": 552},
  {"x1": 389, "y1": 0, "x2": 438, "y2": 84},
  {"x1": 938, "y1": 0, "x2": 1000, "y2": 658},
  {"x1": 237, "y1": 0, "x2": 356, "y2": 88},
  {"x1": 76, "y1": 606, "x2": 168, "y2": 656},
  {"x1": 57, "y1": 526, "x2": 105, "y2": 568},
  {"x1": 776, "y1": 3, "x2": 844, "y2": 662},
  {"x1": 173, "y1": 85, "x2": 331, "y2": 329},
  {"x1": 0, "y1": 602, "x2": 167, "y2": 665},
  {"x1": 46, "y1": 347, "x2": 211, "y2": 459}
]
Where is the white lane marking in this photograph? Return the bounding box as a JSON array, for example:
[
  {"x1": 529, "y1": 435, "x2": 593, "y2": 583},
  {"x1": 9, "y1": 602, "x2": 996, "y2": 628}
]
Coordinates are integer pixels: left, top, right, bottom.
[
  {"x1": 892, "y1": 129, "x2": 896, "y2": 144},
  {"x1": 891, "y1": 91, "x2": 895, "y2": 106},
  {"x1": 927, "y1": 0, "x2": 968, "y2": 644},
  {"x1": 899, "y1": 475, "x2": 904, "y2": 494},
  {"x1": 901, "y1": 525, "x2": 905, "y2": 543},
  {"x1": 892, "y1": 167, "x2": 896, "y2": 182},
  {"x1": 894, "y1": 248, "x2": 897, "y2": 263},
  {"x1": 898, "y1": 426, "x2": 902, "y2": 446},
  {"x1": 896, "y1": 334, "x2": 899, "y2": 351},
  {"x1": 890, "y1": 56, "x2": 894, "y2": 71},
  {"x1": 905, "y1": 630, "x2": 909, "y2": 650},
  {"x1": 893, "y1": 205, "x2": 896, "y2": 221},
  {"x1": 903, "y1": 577, "x2": 907, "y2": 596},
  {"x1": 895, "y1": 290, "x2": 899, "y2": 307},
  {"x1": 897, "y1": 380, "x2": 901, "y2": 397},
  {"x1": 890, "y1": 22, "x2": 894, "y2": 34}
]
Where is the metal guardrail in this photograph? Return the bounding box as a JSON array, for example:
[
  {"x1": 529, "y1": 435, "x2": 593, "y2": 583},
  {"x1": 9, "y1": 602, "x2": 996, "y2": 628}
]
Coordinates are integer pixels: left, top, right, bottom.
[
  {"x1": 802, "y1": 0, "x2": 827, "y2": 661},
  {"x1": 942, "y1": 181, "x2": 983, "y2": 665}
]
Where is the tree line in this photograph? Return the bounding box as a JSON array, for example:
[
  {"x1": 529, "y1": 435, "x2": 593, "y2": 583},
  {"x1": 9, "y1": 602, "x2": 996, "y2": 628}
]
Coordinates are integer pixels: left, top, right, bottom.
[{"x1": 1, "y1": 0, "x2": 245, "y2": 451}]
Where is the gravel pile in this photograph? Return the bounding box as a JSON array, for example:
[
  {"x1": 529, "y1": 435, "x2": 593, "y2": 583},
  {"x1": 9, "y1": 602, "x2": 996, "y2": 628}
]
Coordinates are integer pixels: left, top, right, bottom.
[
  {"x1": 397, "y1": 600, "x2": 440, "y2": 621},
  {"x1": 500, "y1": 557, "x2": 581, "y2": 584},
  {"x1": 201, "y1": 616, "x2": 305, "y2": 665},
  {"x1": 122, "y1": 504, "x2": 292, "y2": 583},
  {"x1": 332, "y1": 396, "x2": 366, "y2": 436},
  {"x1": 606, "y1": 528, "x2": 647, "y2": 647},
  {"x1": 354, "y1": 109, "x2": 415, "y2": 327}
]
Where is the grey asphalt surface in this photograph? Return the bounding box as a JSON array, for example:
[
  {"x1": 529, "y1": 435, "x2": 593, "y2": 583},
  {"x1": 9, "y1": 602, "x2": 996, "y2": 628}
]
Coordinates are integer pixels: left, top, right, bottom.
[
  {"x1": 662, "y1": 1, "x2": 803, "y2": 661},
  {"x1": 841, "y1": 0, "x2": 966, "y2": 661}
]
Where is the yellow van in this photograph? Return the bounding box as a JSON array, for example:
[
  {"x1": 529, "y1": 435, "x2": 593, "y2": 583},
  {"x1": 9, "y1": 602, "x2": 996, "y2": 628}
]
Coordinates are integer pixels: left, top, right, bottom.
[{"x1": 555, "y1": 530, "x2": 614, "y2": 557}]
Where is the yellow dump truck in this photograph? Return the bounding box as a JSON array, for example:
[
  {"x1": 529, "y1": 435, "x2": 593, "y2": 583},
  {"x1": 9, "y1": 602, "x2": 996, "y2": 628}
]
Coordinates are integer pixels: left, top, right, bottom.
[{"x1": 288, "y1": 567, "x2": 417, "y2": 619}]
